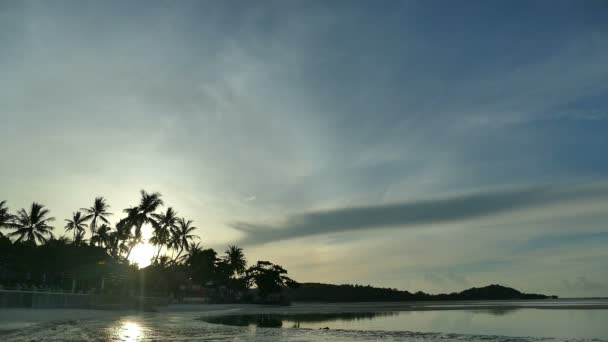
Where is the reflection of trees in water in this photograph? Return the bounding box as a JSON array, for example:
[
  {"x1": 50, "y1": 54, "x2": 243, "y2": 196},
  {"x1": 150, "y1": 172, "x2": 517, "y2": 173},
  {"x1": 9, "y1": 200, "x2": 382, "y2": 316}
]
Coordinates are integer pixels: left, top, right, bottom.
[
  {"x1": 288, "y1": 311, "x2": 398, "y2": 323},
  {"x1": 202, "y1": 315, "x2": 283, "y2": 328},
  {"x1": 201, "y1": 311, "x2": 398, "y2": 328},
  {"x1": 470, "y1": 308, "x2": 519, "y2": 316}
]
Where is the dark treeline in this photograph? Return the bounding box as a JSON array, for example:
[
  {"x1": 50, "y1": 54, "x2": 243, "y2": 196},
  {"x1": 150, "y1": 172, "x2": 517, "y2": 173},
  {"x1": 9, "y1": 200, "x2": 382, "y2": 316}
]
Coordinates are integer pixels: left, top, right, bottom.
[
  {"x1": 0, "y1": 194, "x2": 557, "y2": 306},
  {"x1": 287, "y1": 283, "x2": 557, "y2": 302},
  {"x1": 0, "y1": 193, "x2": 298, "y2": 305}
]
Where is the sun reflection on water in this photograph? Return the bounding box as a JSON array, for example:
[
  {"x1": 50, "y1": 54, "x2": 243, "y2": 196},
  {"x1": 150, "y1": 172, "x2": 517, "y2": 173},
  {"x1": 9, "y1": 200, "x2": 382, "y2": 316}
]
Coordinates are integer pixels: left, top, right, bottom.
[{"x1": 118, "y1": 321, "x2": 144, "y2": 341}]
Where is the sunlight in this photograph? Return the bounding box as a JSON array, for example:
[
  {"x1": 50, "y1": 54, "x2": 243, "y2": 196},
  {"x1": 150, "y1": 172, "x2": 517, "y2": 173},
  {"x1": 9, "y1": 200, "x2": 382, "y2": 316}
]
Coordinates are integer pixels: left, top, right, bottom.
[
  {"x1": 118, "y1": 321, "x2": 144, "y2": 341},
  {"x1": 129, "y1": 242, "x2": 154, "y2": 268}
]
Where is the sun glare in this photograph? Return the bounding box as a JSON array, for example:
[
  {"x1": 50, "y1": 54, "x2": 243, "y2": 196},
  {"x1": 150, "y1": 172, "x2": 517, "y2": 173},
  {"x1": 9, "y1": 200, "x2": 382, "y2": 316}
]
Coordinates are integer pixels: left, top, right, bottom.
[
  {"x1": 118, "y1": 321, "x2": 144, "y2": 341},
  {"x1": 129, "y1": 243, "x2": 155, "y2": 268}
]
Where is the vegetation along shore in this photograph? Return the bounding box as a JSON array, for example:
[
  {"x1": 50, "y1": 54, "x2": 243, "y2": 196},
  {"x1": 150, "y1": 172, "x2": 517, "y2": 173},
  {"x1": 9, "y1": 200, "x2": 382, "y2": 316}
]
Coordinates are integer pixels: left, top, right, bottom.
[{"x1": 0, "y1": 191, "x2": 554, "y2": 309}]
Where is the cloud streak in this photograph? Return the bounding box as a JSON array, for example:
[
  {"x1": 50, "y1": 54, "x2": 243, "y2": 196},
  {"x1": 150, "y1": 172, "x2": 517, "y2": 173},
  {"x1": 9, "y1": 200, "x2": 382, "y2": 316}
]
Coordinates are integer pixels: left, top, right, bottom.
[{"x1": 233, "y1": 183, "x2": 608, "y2": 245}]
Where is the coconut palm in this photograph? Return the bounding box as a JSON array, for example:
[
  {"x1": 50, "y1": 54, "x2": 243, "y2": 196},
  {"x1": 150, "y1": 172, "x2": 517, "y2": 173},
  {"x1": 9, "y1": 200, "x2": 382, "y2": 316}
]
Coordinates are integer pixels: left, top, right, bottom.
[
  {"x1": 120, "y1": 190, "x2": 163, "y2": 259},
  {"x1": 150, "y1": 207, "x2": 178, "y2": 262},
  {"x1": 172, "y1": 217, "x2": 198, "y2": 262},
  {"x1": 64, "y1": 211, "x2": 90, "y2": 242},
  {"x1": 81, "y1": 197, "x2": 111, "y2": 237},
  {"x1": 188, "y1": 242, "x2": 202, "y2": 254},
  {"x1": 74, "y1": 229, "x2": 87, "y2": 244},
  {"x1": 0, "y1": 200, "x2": 13, "y2": 237},
  {"x1": 9, "y1": 202, "x2": 55, "y2": 245},
  {"x1": 116, "y1": 212, "x2": 138, "y2": 258},
  {"x1": 91, "y1": 223, "x2": 112, "y2": 247},
  {"x1": 176, "y1": 241, "x2": 202, "y2": 263},
  {"x1": 105, "y1": 230, "x2": 126, "y2": 259},
  {"x1": 155, "y1": 255, "x2": 172, "y2": 268},
  {"x1": 224, "y1": 245, "x2": 247, "y2": 277},
  {"x1": 127, "y1": 190, "x2": 163, "y2": 238}
]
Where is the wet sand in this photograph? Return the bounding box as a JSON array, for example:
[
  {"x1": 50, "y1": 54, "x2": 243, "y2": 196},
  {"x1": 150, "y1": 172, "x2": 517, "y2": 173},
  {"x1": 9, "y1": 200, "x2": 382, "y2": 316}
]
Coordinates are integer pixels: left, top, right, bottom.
[{"x1": 2, "y1": 299, "x2": 608, "y2": 331}]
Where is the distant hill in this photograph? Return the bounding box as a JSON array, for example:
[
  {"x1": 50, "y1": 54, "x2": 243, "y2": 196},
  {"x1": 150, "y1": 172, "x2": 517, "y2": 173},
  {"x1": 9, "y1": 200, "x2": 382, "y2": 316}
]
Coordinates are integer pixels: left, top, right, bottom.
[{"x1": 286, "y1": 283, "x2": 557, "y2": 302}]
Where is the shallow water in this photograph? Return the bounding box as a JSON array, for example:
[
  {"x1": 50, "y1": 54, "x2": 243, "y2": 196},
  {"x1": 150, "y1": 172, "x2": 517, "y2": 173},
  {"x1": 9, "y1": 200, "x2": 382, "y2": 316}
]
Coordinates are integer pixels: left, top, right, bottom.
[
  {"x1": 202, "y1": 309, "x2": 608, "y2": 339},
  {"x1": 2, "y1": 300, "x2": 607, "y2": 341}
]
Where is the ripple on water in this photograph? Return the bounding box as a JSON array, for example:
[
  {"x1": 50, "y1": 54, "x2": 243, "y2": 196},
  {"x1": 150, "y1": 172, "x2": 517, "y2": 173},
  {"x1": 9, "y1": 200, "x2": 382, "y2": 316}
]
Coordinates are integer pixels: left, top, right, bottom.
[{"x1": 2, "y1": 309, "x2": 608, "y2": 342}]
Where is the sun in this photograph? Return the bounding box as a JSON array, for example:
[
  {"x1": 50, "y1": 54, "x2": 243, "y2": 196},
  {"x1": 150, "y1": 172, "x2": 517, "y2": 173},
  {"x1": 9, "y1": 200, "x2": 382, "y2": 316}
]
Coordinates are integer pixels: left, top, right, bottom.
[{"x1": 129, "y1": 242, "x2": 155, "y2": 268}]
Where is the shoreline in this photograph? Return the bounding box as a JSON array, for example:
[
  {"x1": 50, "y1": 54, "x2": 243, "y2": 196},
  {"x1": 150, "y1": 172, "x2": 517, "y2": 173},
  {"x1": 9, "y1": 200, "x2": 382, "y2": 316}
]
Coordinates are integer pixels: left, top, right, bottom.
[
  {"x1": 2, "y1": 299, "x2": 607, "y2": 323},
  {"x1": 2, "y1": 300, "x2": 608, "y2": 341}
]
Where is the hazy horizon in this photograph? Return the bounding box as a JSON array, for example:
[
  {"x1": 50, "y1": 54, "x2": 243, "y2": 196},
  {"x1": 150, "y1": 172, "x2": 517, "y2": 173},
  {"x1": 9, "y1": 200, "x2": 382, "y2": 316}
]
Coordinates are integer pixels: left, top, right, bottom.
[{"x1": 1, "y1": 0, "x2": 608, "y2": 297}]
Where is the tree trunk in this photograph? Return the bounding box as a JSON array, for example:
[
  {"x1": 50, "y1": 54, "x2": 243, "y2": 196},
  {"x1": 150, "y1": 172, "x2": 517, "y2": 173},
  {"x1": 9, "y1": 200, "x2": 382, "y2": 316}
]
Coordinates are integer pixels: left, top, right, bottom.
[
  {"x1": 174, "y1": 246, "x2": 183, "y2": 263},
  {"x1": 153, "y1": 245, "x2": 163, "y2": 263}
]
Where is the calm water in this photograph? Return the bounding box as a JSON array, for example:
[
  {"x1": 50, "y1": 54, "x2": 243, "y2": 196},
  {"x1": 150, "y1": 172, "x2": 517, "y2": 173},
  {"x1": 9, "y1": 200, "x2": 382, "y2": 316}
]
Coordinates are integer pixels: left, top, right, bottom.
[
  {"x1": 2, "y1": 300, "x2": 608, "y2": 341},
  {"x1": 202, "y1": 309, "x2": 608, "y2": 339}
]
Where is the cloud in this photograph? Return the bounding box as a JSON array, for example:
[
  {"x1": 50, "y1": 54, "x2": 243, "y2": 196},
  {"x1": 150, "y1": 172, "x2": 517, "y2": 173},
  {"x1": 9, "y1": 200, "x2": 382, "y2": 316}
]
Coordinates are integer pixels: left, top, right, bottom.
[
  {"x1": 2, "y1": 1, "x2": 608, "y2": 296},
  {"x1": 233, "y1": 183, "x2": 608, "y2": 245},
  {"x1": 562, "y1": 276, "x2": 607, "y2": 295}
]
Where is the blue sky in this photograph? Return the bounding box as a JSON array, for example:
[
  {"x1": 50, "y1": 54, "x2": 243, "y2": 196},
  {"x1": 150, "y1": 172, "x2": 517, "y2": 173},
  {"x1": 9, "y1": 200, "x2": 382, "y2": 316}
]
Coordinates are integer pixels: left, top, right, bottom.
[{"x1": 1, "y1": 0, "x2": 607, "y2": 296}]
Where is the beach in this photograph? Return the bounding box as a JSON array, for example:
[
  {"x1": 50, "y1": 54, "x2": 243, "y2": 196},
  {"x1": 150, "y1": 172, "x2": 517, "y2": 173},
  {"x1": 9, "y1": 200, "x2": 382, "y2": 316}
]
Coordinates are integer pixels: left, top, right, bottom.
[{"x1": 2, "y1": 299, "x2": 608, "y2": 341}]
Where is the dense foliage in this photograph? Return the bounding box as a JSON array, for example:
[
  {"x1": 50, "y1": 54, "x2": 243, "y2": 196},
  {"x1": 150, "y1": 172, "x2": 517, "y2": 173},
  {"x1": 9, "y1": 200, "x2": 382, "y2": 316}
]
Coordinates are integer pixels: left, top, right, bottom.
[
  {"x1": 0, "y1": 192, "x2": 298, "y2": 304},
  {"x1": 245, "y1": 261, "x2": 299, "y2": 300}
]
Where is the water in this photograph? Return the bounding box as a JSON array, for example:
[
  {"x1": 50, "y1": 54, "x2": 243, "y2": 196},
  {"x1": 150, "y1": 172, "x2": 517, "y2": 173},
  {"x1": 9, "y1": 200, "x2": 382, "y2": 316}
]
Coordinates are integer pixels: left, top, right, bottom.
[
  {"x1": 202, "y1": 309, "x2": 608, "y2": 339},
  {"x1": 1, "y1": 300, "x2": 607, "y2": 341}
]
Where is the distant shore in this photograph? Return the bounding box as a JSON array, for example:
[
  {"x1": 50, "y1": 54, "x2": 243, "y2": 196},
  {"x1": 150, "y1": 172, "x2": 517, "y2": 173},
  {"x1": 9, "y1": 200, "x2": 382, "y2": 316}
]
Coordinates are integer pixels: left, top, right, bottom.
[{"x1": 3, "y1": 298, "x2": 608, "y2": 326}]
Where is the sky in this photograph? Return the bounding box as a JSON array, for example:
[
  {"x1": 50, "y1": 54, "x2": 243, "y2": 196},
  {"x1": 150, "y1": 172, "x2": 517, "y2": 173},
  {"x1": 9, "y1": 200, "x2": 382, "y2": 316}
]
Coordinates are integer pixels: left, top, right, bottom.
[{"x1": 1, "y1": 0, "x2": 608, "y2": 297}]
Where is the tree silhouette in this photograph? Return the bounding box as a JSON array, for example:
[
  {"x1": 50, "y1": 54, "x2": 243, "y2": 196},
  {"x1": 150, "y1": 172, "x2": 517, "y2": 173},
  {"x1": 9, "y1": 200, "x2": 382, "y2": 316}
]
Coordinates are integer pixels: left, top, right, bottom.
[
  {"x1": 0, "y1": 191, "x2": 307, "y2": 305},
  {"x1": 119, "y1": 191, "x2": 163, "y2": 259},
  {"x1": 64, "y1": 211, "x2": 90, "y2": 242},
  {"x1": 134, "y1": 190, "x2": 163, "y2": 238},
  {"x1": 155, "y1": 255, "x2": 172, "y2": 268},
  {"x1": 0, "y1": 200, "x2": 14, "y2": 237},
  {"x1": 184, "y1": 246, "x2": 217, "y2": 285},
  {"x1": 81, "y1": 197, "x2": 111, "y2": 239},
  {"x1": 150, "y1": 207, "x2": 178, "y2": 263},
  {"x1": 9, "y1": 202, "x2": 55, "y2": 245},
  {"x1": 224, "y1": 245, "x2": 247, "y2": 277},
  {"x1": 74, "y1": 229, "x2": 87, "y2": 244},
  {"x1": 176, "y1": 241, "x2": 202, "y2": 264},
  {"x1": 172, "y1": 217, "x2": 198, "y2": 262},
  {"x1": 245, "y1": 261, "x2": 298, "y2": 299},
  {"x1": 91, "y1": 223, "x2": 112, "y2": 248},
  {"x1": 105, "y1": 227, "x2": 127, "y2": 259}
]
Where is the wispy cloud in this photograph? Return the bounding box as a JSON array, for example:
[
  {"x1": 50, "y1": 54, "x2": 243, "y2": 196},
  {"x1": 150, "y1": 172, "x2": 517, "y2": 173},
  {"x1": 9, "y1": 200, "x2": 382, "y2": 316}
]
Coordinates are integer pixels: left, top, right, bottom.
[
  {"x1": 2, "y1": 1, "x2": 608, "y2": 296},
  {"x1": 233, "y1": 183, "x2": 608, "y2": 245}
]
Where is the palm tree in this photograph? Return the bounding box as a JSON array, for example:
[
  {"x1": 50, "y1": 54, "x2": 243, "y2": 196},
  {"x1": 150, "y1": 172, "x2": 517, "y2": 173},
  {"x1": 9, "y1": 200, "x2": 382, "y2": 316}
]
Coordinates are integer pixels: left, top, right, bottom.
[
  {"x1": 224, "y1": 245, "x2": 247, "y2": 277},
  {"x1": 74, "y1": 230, "x2": 87, "y2": 244},
  {"x1": 91, "y1": 223, "x2": 112, "y2": 247},
  {"x1": 114, "y1": 215, "x2": 137, "y2": 258},
  {"x1": 0, "y1": 200, "x2": 13, "y2": 237},
  {"x1": 177, "y1": 241, "x2": 202, "y2": 263},
  {"x1": 9, "y1": 202, "x2": 55, "y2": 245},
  {"x1": 127, "y1": 190, "x2": 163, "y2": 237},
  {"x1": 120, "y1": 190, "x2": 163, "y2": 259},
  {"x1": 64, "y1": 211, "x2": 90, "y2": 242},
  {"x1": 188, "y1": 241, "x2": 203, "y2": 254},
  {"x1": 172, "y1": 217, "x2": 199, "y2": 262},
  {"x1": 81, "y1": 197, "x2": 111, "y2": 238},
  {"x1": 105, "y1": 230, "x2": 126, "y2": 259},
  {"x1": 155, "y1": 255, "x2": 172, "y2": 268},
  {"x1": 150, "y1": 207, "x2": 178, "y2": 263}
]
